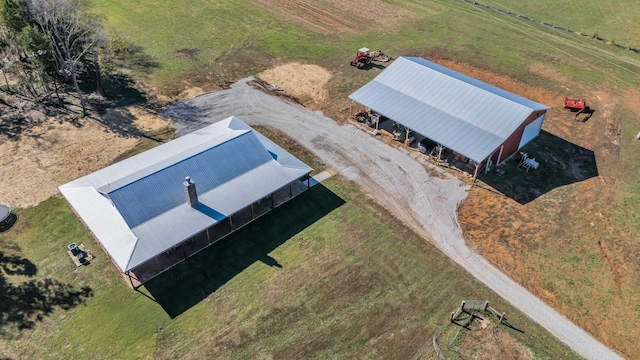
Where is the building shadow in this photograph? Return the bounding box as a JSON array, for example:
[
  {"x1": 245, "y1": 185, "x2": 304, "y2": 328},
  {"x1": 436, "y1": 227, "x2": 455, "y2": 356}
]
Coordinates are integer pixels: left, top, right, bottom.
[
  {"x1": 142, "y1": 183, "x2": 345, "y2": 318},
  {"x1": 479, "y1": 130, "x2": 598, "y2": 204}
]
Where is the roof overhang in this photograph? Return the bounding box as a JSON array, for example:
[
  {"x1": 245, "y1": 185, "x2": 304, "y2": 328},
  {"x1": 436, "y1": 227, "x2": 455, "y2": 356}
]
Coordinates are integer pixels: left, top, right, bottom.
[{"x1": 59, "y1": 116, "x2": 312, "y2": 272}]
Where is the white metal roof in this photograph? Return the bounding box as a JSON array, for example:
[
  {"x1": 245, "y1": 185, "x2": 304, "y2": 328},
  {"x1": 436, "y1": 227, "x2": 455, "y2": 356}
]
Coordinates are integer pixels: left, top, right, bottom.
[
  {"x1": 349, "y1": 56, "x2": 549, "y2": 163},
  {"x1": 59, "y1": 116, "x2": 312, "y2": 272}
]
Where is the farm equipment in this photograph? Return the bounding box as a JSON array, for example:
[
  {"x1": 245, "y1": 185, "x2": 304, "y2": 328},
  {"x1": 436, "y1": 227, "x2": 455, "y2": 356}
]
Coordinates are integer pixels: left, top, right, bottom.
[
  {"x1": 67, "y1": 242, "x2": 94, "y2": 266},
  {"x1": 392, "y1": 122, "x2": 407, "y2": 141},
  {"x1": 351, "y1": 108, "x2": 380, "y2": 127},
  {"x1": 352, "y1": 108, "x2": 370, "y2": 122},
  {"x1": 351, "y1": 48, "x2": 372, "y2": 68},
  {"x1": 350, "y1": 48, "x2": 392, "y2": 68},
  {"x1": 564, "y1": 97, "x2": 586, "y2": 118},
  {"x1": 370, "y1": 50, "x2": 391, "y2": 62}
]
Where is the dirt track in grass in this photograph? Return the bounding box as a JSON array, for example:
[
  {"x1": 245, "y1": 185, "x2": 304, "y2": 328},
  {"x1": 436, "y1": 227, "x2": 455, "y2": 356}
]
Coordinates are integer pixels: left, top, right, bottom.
[{"x1": 249, "y1": 0, "x2": 415, "y2": 35}]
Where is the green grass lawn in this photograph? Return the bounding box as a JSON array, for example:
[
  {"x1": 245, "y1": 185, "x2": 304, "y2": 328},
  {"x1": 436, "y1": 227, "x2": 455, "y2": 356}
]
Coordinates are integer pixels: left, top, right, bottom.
[
  {"x1": 0, "y1": 177, "x2": 580, "y2": 359},
  {"x1": 482, "y1": 0, "x2": 640, "y2": 47},
  {"x1": 89, "y1": 0, "x2": 640, "y2": 91},
  {"x1": 89, "y1": 0, "x2": 337, "y2": 88}
]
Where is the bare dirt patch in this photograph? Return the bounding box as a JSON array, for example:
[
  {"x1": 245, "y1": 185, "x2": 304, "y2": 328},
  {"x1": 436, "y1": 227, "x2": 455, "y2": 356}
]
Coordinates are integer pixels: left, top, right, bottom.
[
  {"x1": 129, "y1": 106, "x2": 174, "y2": 132},
  {"x1": 137, "y1": 79, "x2": 210, "y2": 107},
  {"x1": 460, "y1": 322, "x2": 534, "y2": 360},
  {"x1": 249, "y1": 0, "x2": 415, "y2": 34},
  {"x1": 173, "y1": 48, "x2": 200, "y2": 59},
  {"x1": 422, "y1": 318, "x2": 534, "y2": 360},
  {"x1": 456, "y1": 61, "x2": 640, "y2": 359},
  {"x1": 175, "y1": 87, "x2": 207, "y2": 102},
  {"x1": 528, "y1": 63, "x2": 573, "y2": 89},
  {"x1": 621, "y1": 86, "x2": 640, "y2": 117},
  {"x1": 258, "y1": 63, "x2": 332, "y2": 109},
  {"x1": 0, "y1": 119, "x2": 138, "y2": 208},
  {"x1": 0, "y1": 102, "x2": 172, "y2": 209}
]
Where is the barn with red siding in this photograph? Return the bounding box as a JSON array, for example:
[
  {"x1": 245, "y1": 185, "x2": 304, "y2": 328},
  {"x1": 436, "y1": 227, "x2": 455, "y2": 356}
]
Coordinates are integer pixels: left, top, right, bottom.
[{"x1": 349, "y1": 57, "x2": 549, "y2": 177}]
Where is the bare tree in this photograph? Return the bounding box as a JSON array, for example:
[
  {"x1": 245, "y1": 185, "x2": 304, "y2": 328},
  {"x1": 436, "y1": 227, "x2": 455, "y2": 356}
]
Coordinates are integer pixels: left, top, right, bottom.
[{"x1": 26, "y1": 0, "x2": 99, "y2": 116}]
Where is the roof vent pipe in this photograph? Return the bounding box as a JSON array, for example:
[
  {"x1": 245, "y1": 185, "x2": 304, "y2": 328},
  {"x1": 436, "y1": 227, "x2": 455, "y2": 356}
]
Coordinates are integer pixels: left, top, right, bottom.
[{"x1": 184, "y1": 176, "x2": 198, "y2": 207}]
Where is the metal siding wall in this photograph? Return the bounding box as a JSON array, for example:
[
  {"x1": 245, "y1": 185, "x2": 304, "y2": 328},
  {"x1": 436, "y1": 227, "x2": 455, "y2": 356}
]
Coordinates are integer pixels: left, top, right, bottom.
[
  {"x1": 492, "y1": 110, "x2": 547, "y2": 164},
  {"x1": 495, "y1": 133, "x2": 521, "y2": 164},
  {"x1": 518, "y1": 113, "x2": 545, "y2": 149}
]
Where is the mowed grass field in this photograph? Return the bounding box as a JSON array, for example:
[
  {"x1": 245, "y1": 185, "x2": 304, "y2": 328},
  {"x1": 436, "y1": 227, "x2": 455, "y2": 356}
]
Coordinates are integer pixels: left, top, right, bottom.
[
  {"x1": 3, "y1": 0, "x2": 640, "y2": 358},
  {"x1": 89, "y1": 0, "x2": 640, "y2": 91},
  {"x1": 486, "y1": 0, "x2": 640, "y2": 46},
  {"x1": 0, "y1": 128, "x2": 579, "y2": 359}
]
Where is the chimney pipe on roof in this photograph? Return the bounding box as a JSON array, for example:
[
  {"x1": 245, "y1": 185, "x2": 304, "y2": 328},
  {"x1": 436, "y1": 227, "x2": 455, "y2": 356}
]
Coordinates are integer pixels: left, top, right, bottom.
[{"x1": 184, "y1": 176, "x2": 198, "y2": 207}]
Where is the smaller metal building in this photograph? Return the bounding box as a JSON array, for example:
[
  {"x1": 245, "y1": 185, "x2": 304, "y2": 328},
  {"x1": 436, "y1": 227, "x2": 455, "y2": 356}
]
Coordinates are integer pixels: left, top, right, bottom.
[
  {"x1": 349, "y1": 57, "x2": 549, "y2": 175},
  {"x1": 59, "y1": 116, "x2": 312, "y2": 288}
]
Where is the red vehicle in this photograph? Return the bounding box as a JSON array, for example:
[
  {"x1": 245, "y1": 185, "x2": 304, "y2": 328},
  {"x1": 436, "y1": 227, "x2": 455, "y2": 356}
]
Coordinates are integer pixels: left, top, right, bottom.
[
  {"x1": 350, "y1": 47, "x2": 372, "y2": 68},
  {"x1": 351, "y1": 108, "x2": 369, "y2": 122},
  {"x1": 564, "y1": 97, "x2": 586, "y2": 118}
]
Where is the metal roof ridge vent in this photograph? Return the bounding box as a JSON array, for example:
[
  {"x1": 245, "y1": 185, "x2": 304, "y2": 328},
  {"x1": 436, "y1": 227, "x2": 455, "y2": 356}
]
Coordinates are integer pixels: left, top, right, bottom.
[{"x1": 184, "y1": 176, "x2": 198, "y2": 207}]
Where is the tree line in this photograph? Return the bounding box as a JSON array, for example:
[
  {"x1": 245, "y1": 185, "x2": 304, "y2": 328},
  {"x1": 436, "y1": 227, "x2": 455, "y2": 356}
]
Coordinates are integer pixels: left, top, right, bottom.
[{"x1": 1, "y1": 0, "x2": 141, "y2": 118}]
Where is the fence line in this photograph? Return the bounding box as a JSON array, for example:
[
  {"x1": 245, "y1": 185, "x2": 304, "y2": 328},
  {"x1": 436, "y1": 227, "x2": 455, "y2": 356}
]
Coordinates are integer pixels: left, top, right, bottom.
[{"x1": 459, "y1": 0, "x2": 640, "y2": 54}]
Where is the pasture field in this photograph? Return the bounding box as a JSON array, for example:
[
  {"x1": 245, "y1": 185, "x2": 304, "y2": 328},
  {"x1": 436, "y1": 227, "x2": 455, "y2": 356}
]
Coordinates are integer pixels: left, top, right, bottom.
[
  {"x1": 3, "y1": 0, "x2": 640, "y2": 358},
  {"x1": 89, "y1": 0, "x2": 640, "y2": 91},
  {"x1": 486, "y1": 0, "x2": 640, "y2": 46}
]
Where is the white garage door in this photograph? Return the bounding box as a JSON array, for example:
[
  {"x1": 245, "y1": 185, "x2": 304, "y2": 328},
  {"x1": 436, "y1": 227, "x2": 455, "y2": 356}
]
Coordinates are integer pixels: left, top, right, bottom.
[{"x1": 518, "y1": 114, "x2": 545, "y2": 149}]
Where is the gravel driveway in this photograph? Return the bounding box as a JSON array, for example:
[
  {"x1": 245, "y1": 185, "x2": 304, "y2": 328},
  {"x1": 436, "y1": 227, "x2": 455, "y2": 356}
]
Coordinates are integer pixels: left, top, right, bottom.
[{"x1": 162, "y1": 77, "x2": 623, "y2": 360}]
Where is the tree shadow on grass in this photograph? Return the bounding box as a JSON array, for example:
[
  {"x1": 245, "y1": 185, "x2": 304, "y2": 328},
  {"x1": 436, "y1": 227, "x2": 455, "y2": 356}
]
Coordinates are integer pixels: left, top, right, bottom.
[
  {"x1": 81, "y1": 42, "x2": 160, "y2": 111},
  {"x1": 0, "y1": 252, "x2": 93, "y2": 333},
  {"x1": 65, "y1": 43, "x2": 159, "y2": 137},
  {"x1": 143, "y1": 184, "x2": 345, "y2": 318},
  {"x1": 93, "y1": 105, "x2": 170, "y2": 142},
  {"x1": 97, "y1": 73, "x2": 148, "y2": 107},
  {"x1": 479, "y1": 131, "x2": 598, "y2": 204},
  {"x1": 0, "y1": 252, "x2": 36, "y2": 277}
]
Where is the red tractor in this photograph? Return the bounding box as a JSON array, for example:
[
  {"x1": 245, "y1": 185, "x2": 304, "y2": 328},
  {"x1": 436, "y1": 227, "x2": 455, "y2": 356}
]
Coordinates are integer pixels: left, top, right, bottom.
[{"x1": 350, "y1": 47, "x2": 372, "y2": 68}]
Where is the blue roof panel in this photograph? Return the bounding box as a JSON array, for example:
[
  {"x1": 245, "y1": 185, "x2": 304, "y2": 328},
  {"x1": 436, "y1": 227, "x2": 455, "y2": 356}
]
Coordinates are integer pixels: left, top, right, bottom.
[{"x1": 108, "y1": 131, "x2": 272, "y2": 228}]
